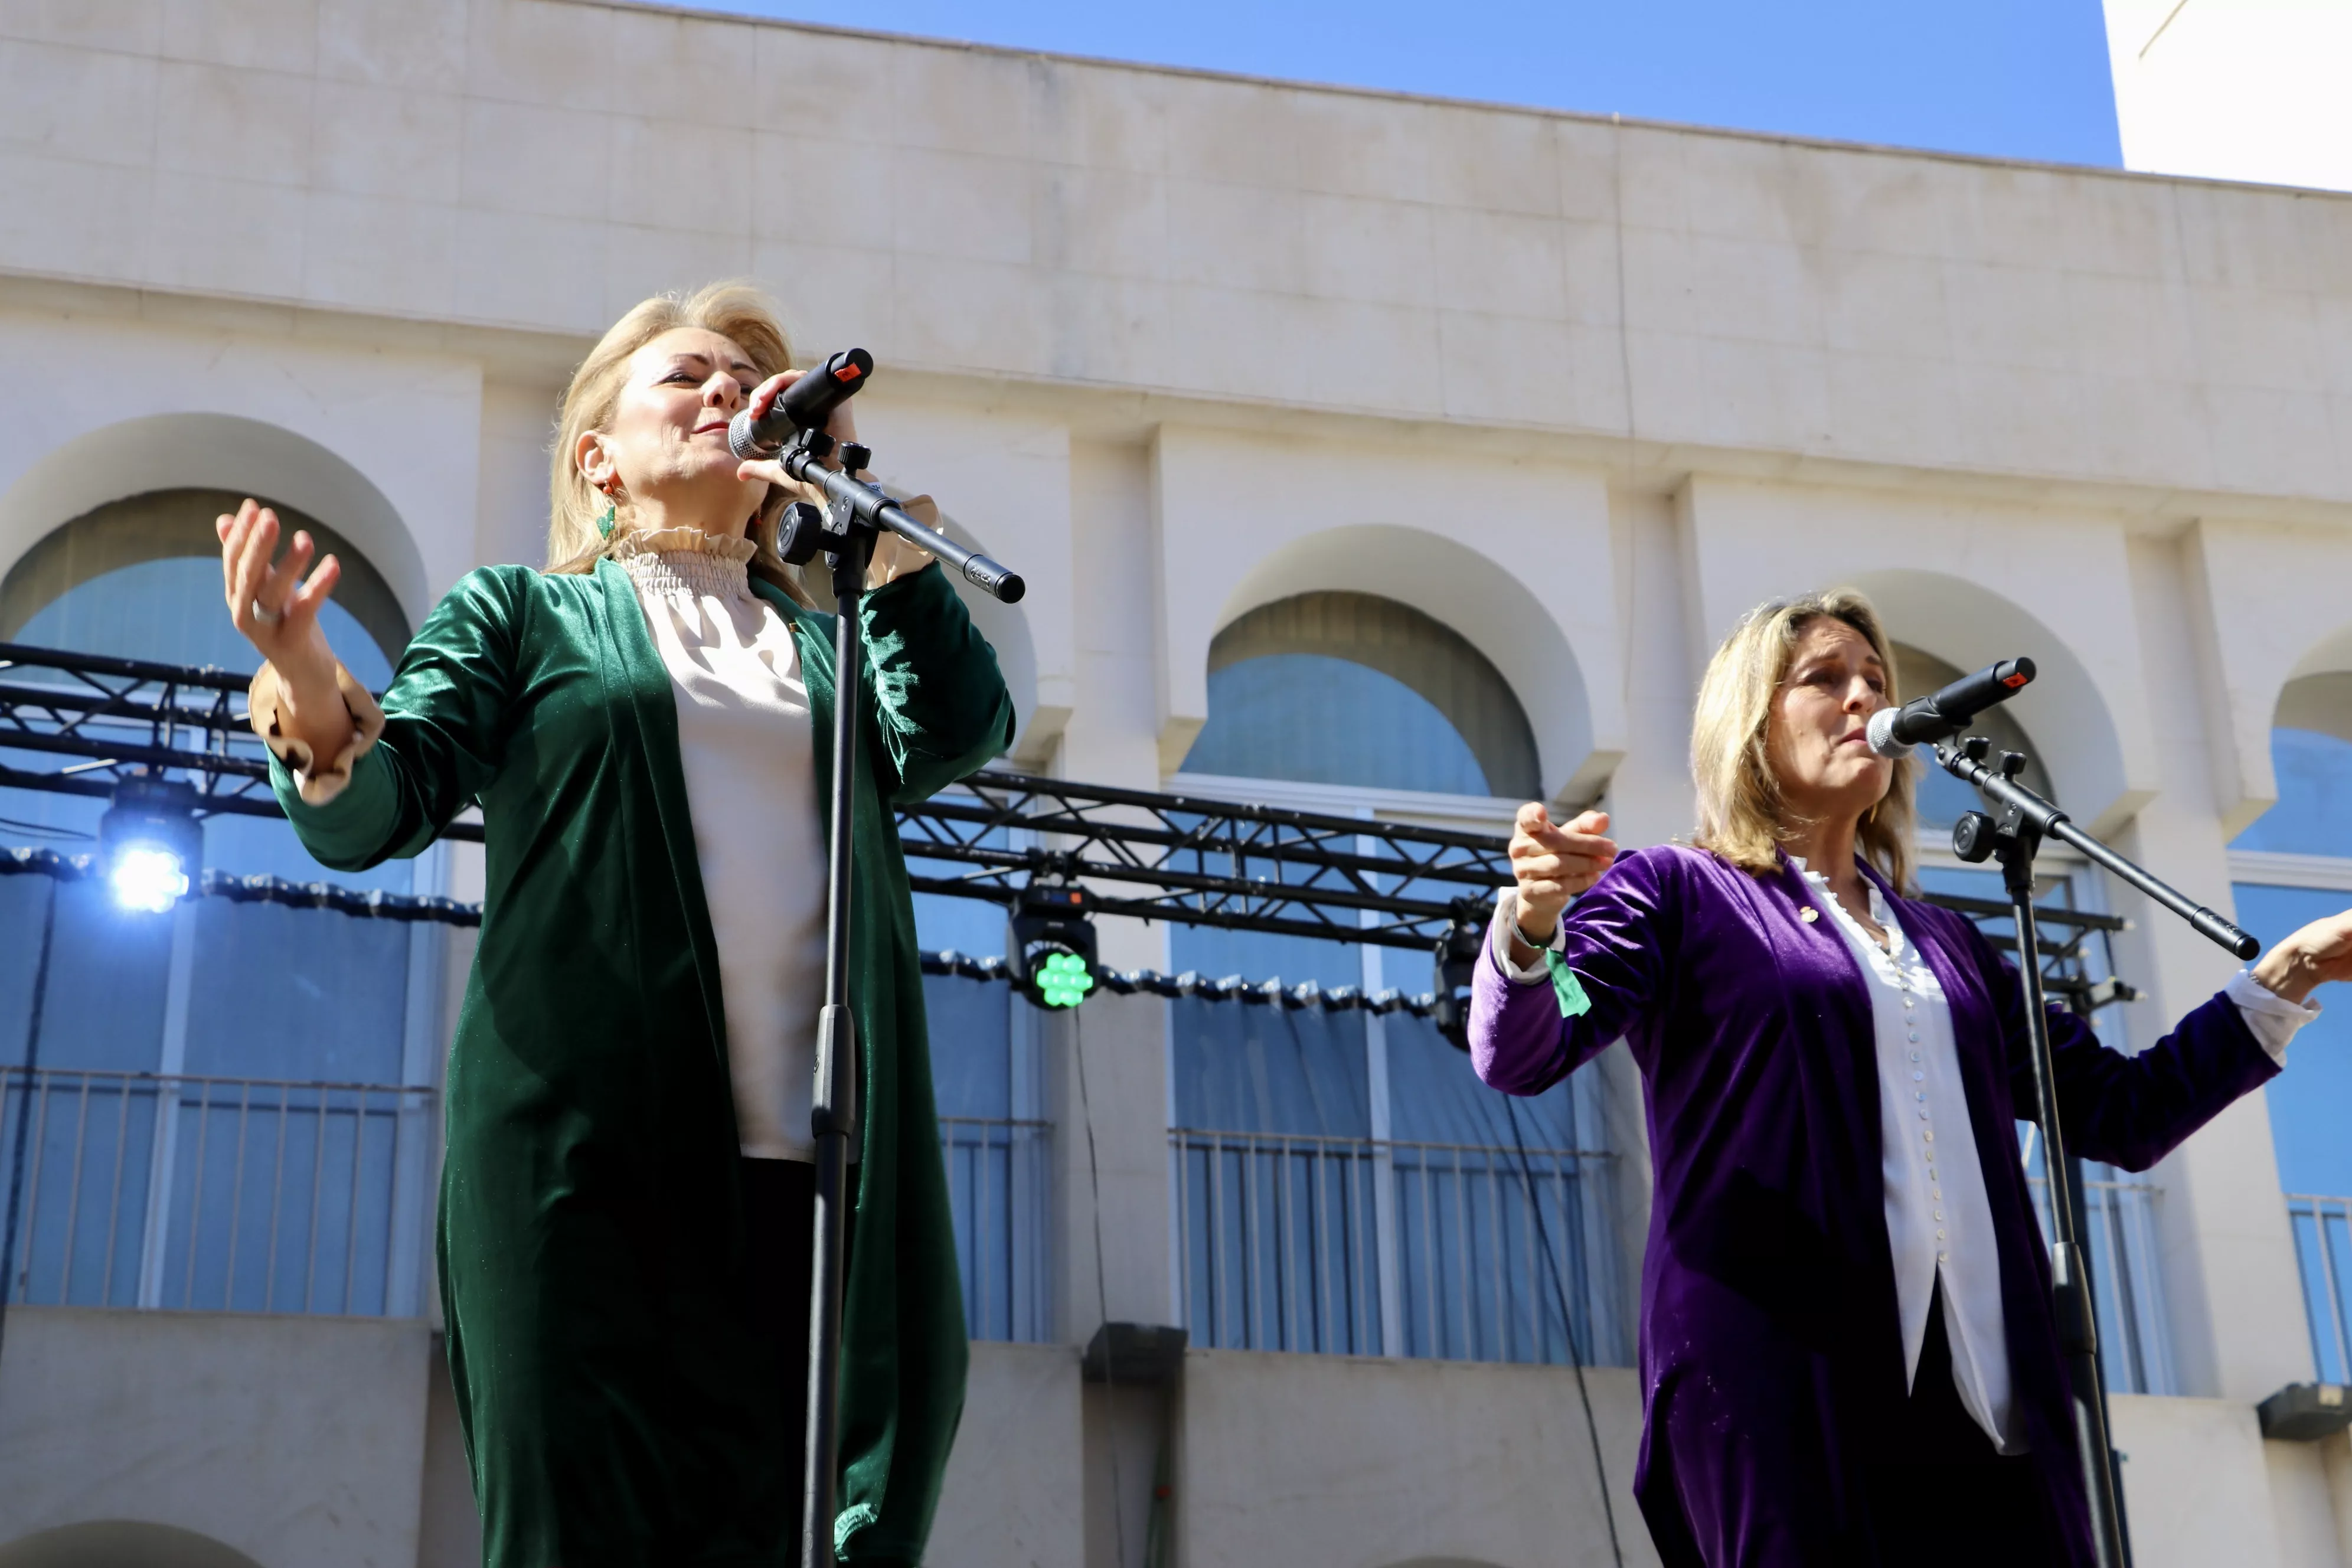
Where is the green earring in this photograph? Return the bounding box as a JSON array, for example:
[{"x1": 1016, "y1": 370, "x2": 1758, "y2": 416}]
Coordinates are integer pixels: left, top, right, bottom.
[{"x1": 596, "y1": 496, "x2": 617, "y2": 539}]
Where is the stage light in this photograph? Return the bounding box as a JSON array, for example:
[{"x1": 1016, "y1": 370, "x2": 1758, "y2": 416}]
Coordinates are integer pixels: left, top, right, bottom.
[
  {"x1": 109, "y1": 844, "x2": 189, "y2": 912},
  {"x1": 97, "y1": 776, "x2": 202, "y2": 914},
  {"x1": 1429, "y1": 907, "x2": 1487, "y2": 1051},
  {"x1": 1035, "y1": 950, "x2": 1095, "y2": 1008},
  {"x1": 1011, "y1": 881, "x2": 1099, "y2": 1011}
]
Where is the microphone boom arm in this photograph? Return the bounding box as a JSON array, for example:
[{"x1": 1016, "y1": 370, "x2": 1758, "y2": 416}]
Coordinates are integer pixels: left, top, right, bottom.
[{"x1": 778, "y1": 444, "x2": 1025, "y2": 604}]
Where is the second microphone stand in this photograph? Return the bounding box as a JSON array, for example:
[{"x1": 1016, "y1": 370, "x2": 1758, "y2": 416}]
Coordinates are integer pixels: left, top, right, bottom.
[
  {"x1": 763, "y1": 426, "x2": 1024, "y2": 1568},
  {"x1": 1938, "y1": 734, "x2": 2258, "y2": 1568}
]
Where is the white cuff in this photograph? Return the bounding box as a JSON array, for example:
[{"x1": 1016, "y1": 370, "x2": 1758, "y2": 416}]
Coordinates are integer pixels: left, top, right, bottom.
[
  {"x1": 2226, "y1": 967, "x2": 2321, "y2": 1065},
  {"x1": 1490, "y1": 886, "x2": 1568, "y2": 986}
]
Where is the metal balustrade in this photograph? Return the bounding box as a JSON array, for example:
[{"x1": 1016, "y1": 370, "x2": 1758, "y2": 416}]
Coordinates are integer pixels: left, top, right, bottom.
[
  {"x1": 1170, "y1": 1126, "x2": 1622, "y2": 1366},
  {"x1": 938, "y1": 1115, "x2": 1051, "y2": 1344},
  {"x1": 2288, "y1": 1193, "x2": 2352, "y2": 1383},
  {"x1": 2026, "y1": 1170, "x2": 2175, "y2": 1395},
  {"x1": 0, "y1": 1066, "x2": 433, "y2": 1317}
]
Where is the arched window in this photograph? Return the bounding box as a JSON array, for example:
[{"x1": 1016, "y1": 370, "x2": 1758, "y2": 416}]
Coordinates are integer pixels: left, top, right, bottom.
[
  {"x1": 1158, "y1": 593, "x2": 1623, "y2": 1373},
  {"x1": 2234, "y1": 675, "x2": 2352, "y2": 1367},
  {"x1": 2233, "y1": 673, "x2": 2352, "y2": 860},
  {"x1": 0, "y1": 492, "x2": 435, "y2": 1318},
  {"x1": 0, "y1": 489, "x2": 411, "y2": 890},
  {"x1": 1181, "y1": 592, "x2": 1541, "y2": 801},
  {"x1": 1890, "y1": 642, "x2": 2050, "y2": 829},
  {"x1": 2, "y1": 487, "x2": 407, "y2": 684}
]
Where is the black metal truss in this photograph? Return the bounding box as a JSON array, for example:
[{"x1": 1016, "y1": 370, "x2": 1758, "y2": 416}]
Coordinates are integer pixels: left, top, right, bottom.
[
  {"x1": 0, "y1": 845, "x2": 482, "y2": 926},
  {"x1": 0, "y1": 642, "x2": 2134, "y2": 1010},
  {"x1": 899, "y1": 767, "x2": 1509, "y2": 949}
]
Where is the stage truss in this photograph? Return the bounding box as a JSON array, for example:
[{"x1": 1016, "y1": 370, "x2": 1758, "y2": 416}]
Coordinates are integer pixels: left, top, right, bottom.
[{"x1": 0, "y1": 641, "x2": 2131, "y2": 1010}]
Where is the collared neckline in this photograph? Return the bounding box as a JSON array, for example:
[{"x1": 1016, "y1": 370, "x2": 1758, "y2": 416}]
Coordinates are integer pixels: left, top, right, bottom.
[{"x1": 1790, "y1": 853, "x2": 1907, "y2": 963}]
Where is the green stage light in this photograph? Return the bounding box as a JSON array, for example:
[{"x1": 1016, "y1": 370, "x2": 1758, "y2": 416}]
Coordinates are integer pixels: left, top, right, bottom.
[
  {"x1": 1037, "y1": 949, "x2": 1095, "y2": 1008},
  {"x1": 1012, "y1": 881, "x2": 1099, "y2": 1011}
]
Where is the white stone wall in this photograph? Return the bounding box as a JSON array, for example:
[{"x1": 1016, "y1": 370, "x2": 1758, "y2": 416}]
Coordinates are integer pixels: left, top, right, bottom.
[{"x1": 2, "y1": 2, "x2": 2350, "y2": 1566}]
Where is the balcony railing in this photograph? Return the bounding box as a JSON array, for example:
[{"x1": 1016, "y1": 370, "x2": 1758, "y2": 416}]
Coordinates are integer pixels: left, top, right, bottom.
[
  {"x1": 2025, "y1": 1168, "x2": 2174, "y2": 1396},
  {"x1": 0, "y1": 1066, "x2": 435, "y2": 1317},
  {"x1": 938, "y1": 1115, "x2": 1051, "y2": 1344},
  {"x1": 2288, "y1": 1193, "x2": 2352, "y2": 1382},
  {"x1": 1170, "y1": 1126, "x2": 1623, "y2": 1366}
]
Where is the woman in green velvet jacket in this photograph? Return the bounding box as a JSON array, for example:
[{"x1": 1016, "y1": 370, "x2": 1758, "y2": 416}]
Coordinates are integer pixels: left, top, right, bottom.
[{"x1": 214, "y1": 284, "x2": 1014, "y2": 1567}]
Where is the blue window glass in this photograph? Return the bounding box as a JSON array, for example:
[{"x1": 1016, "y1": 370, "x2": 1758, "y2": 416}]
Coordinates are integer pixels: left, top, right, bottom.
[
  {"x1": 2243, "y1": 882, "x2": 2352, "y2": 1197},
  {"x1": 1182, "y1": 654, "x2": 1490, "y2": 796},
  {"x1": 2233, "y1": 729, "x2": 2352, "y2": 858},
  {"x1": 0, "y1": 525, "x2": 433, "y2": 1318}
]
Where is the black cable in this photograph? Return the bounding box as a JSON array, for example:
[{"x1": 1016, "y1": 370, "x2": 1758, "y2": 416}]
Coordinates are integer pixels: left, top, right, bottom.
[
  {"x1": 0, "y1": 878, "x2": 61, "y2": 1373},
  {"x1": 0, "y1": 816, "x2": 90, "y2": 840},
  {"x1": 1503, "y1": 1091, "x2": 1626, "y2": 1568},
  {"x1": 1071, "y1": 1005, "x2": 1130, "y2": 1568}
]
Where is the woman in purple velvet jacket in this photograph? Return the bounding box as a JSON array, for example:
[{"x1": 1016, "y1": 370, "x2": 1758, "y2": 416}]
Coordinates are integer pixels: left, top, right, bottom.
[{"x1": 1472, "y1": 588, "x2": 2352, "y2": 1567}]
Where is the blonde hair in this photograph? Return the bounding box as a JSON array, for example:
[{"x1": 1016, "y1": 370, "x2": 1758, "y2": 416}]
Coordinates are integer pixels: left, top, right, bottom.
[
  {"x1": 1689, "y1": 587, "x2": 1919, "y2": 891},
  {"x1": 546, "y1": 281, "x2": 814, "y2": 607}
]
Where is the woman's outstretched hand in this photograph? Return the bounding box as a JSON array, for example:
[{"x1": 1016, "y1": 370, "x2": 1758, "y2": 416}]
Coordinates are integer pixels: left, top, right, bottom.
[
  {"x1": 1508, "y1": 803, "x2": 1616, "y2": 950},
  {"x1": 2253, "y1": 907, "x2": 2352, "y2": 1007},
  {"x1": 218, "y1": 498, "x2": 355, "y2": 766}
]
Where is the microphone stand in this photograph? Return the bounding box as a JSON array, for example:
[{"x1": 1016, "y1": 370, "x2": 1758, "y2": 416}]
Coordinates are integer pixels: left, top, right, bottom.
[
  {"x1": 1938, "y1": 735, "x2": 2258, "y2": 1568},
  {"x1": 764, "y1": 427, "x2": 1025, "y2": 1567}
]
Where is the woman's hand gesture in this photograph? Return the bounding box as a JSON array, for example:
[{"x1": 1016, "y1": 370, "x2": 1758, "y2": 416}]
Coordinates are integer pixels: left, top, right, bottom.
[
  {"x1": 218, "y1": 498, "x2": 354, "y2": 764},
  {"x1": 2254, "y1": 907, "x2": 2352, "y2": 1007},
  {"x1": 1508, "y1": 803, "x2": 1617, "y2": 947},
  {"x1": 734, "y1": 371, "x2": 935, "y2": 591}
]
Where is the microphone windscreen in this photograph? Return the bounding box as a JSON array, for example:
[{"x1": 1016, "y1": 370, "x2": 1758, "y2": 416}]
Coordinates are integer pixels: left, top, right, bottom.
[
  {"x1": 727, "y1": 408, "x2": 770, "y2": 462},
  {"x1": 1866, "y1": 707, "x2": 1913, "y2": 760}
]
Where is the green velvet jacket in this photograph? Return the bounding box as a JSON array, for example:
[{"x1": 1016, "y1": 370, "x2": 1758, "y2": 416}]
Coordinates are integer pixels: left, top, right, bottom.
[{"x1": 268, "y1": 558, "x2": 1014, "y2": 1567}]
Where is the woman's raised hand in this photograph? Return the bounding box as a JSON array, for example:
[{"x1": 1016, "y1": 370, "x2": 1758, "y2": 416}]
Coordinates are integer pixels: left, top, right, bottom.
[
  {"x1": 218, "y1": 498, "x2": 355, "y2": 763},
  {"x1": 2253, "y1": 907, "x2": 2352, "y2": 1007},
  {"x1": 220, "y1": 499, "x2": 340, "y2": 673},
  {"x1": 1509, "y1": 803, "x2": 1617, "y2": 945}
]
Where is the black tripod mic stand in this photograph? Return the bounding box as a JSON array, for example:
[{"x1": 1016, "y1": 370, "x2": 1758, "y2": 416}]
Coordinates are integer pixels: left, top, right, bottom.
[
  {"x1": 747, "y1": 422, "x2": 1025, "y2": 1568},
  {"x1": 1939, "y1": 734, "x2": 2259, "y2": 1568}
]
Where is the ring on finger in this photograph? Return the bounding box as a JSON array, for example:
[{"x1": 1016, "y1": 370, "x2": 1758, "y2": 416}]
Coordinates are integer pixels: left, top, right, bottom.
[{"x1": 250, "y1": 599, "x2": 283, "y2": 626}]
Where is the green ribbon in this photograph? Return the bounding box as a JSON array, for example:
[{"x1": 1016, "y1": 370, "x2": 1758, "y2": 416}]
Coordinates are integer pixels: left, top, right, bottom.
[{"x1": 1544, "y1": 949, "x2": 1592, "y2": 1019}]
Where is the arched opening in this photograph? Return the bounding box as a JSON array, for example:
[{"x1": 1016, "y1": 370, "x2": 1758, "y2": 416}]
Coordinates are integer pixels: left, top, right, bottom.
[
  {"x1": 1, "y1": 488, "x2": 410, "y2": 684},
  {"x1": 0, "y1": 488, "x2": 416, "y2": 890},
  {"x1": 1891, "y1": 641, "x2": 2051, "y2": 830},
  {"x1": 0, "y1": 1521, "x2": 266, "y2": 1568},
  {"x1": 2233, "y1": 672, "x2": 2352, "y2": 860},
  {"x1": 2234, "y1": 672, "x2": 2352, "y2": 1272},
  {"x1": 0, "y1": 492, "x2": 432, "y2": 1318},
  {"x1": 1180, "y1": 592, "x2": 1541, "y2": 801},
  {"x1": 1198, "y1": 521, "x2": 1618, "y2": 805},
  {"x1": 1845, "y1": 567, "x2": 2142, "y2": 832}
]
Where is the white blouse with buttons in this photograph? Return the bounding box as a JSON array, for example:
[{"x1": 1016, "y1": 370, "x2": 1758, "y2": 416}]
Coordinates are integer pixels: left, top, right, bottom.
[{"x1": 1792, "y1": 858, "x2": 2021, "y2": 1451}]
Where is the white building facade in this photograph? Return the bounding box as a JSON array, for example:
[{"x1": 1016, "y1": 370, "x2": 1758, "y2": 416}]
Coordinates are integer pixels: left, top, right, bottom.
[{"x1": 1, "y1": 4, "x2": 2350, "y2": 1567}]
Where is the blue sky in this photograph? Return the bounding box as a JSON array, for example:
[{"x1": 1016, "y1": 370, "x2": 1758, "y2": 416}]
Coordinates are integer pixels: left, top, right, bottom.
[{"x1": 678, "y1": 0, "x2": 2125, "y2": 168}]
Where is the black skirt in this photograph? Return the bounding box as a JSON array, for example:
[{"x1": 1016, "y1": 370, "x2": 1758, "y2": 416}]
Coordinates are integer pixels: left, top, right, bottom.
[
  {"x1": 1863, "y1": 1286, "x2": 2065, "y2": 1567},
  {"x1": 739, "y1": 1155, "x2": 857, "y2": 1567}
]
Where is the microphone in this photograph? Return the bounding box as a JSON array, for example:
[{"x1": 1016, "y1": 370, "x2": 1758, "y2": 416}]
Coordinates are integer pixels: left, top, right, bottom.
[
  {"x1": 728, "y1": 348, "x2": 873, "y2": 459},
  {"x1": 1867, "y1": 657, "x2": 2036, "y2": 758}
]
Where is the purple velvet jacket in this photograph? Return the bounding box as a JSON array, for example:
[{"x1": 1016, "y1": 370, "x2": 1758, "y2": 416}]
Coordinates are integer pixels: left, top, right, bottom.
[{"x1": 1471, "y1": 844, "x2": 2278, "y2": 1568}]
